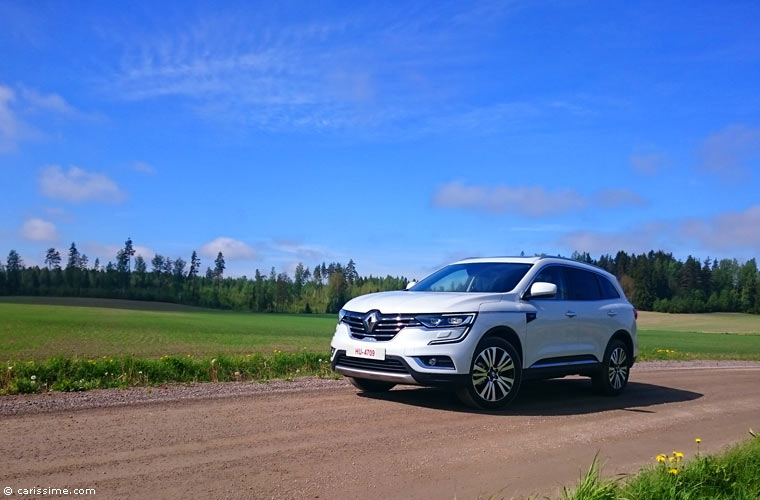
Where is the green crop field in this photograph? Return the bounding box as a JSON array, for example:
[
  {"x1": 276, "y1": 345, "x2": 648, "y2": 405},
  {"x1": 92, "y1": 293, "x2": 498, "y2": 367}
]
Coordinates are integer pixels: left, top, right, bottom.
[
  {"x1": 1, "y1": 297, "x2": 759, "y2": 362},
  {"x1": 0, "y1": 298, "x2": 336, "y2": 361}
]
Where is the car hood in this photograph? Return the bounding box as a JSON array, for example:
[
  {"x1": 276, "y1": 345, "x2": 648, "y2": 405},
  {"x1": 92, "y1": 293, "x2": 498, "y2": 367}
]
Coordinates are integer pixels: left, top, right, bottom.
[{"x1": 342, "y1": 290, "x2": 504, "y2": 314}]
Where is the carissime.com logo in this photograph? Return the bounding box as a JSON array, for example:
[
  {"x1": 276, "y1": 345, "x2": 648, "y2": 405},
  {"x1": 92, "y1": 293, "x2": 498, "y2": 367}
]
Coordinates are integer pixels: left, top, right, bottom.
[{"x1": 4, "y1": 485, "x2": 96, "y2": 496}]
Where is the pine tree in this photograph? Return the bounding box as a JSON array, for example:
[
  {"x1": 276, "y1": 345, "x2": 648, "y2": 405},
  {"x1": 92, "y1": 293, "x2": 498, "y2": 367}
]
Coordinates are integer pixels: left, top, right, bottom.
[
  {"x1": 124, "y1": 237, "x2": 135, "y2": 272},
  {"x1": 67, "y1": 243, "x2": 80, "y2": 269},
  {"x1": 214, "y1": 252, "x2": 225, "y2": 280},
  {"x1": 45, "y1": 248, "x2": 62, "y2": 270}
]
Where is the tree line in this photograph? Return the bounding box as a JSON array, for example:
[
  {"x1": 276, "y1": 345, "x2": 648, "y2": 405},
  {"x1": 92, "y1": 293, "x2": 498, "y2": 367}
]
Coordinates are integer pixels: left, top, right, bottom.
[
  {"x1": 0, "y1": 240, "x2": 758, "y2": 314},
  {"x1": 0, "y1": 239, "x2": 407, "y2": 314}
]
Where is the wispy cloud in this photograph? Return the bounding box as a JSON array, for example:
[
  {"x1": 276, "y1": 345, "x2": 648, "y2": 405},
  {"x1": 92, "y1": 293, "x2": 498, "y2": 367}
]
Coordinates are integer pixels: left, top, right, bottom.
[
  {"x1": 594, "y1": 188, "x2": 648, "y2": 208},
  {"x1": 699, "y1": 124, "x2": 760, "y2": 182},
  {"x1": 557, "y1": 204, "x2": 760, "y2": 254},
  {"x1": 630, "y1": 152, "x2": 667, "y2": 176},
  {"x1": 39, "y1": 165, "x2": 126, "y2": 203},
  {"x1": 0, "y1": 84, "x2": 31, "y2": 152},
  {"x1": 19, "y1": 217, "x2": 60, "y2": 242},
  {"x1": 132, "y1": 161, "x2": 156, "y2": 175},
  {"x1": 200, "y1": 237, "x2": 257, "y2": 260},
  {"x1": 1, "y1": 83, "x2": 96, "y2": 152},
  {"x1": 432, "y1": 182, "x2": 647, "y2": 218}
]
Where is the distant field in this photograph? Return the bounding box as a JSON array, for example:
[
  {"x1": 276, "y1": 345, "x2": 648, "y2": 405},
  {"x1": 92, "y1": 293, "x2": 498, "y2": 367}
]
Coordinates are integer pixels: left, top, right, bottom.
[
  {"x1": 0, "y1": 298, "x2": 335, "y2": 361},
  {"x1": 1, "y1": 297, "x2": 759, "y2": 362},
  {"x1": 637, "y1": 310, "x2": 760, "y2": 334}
]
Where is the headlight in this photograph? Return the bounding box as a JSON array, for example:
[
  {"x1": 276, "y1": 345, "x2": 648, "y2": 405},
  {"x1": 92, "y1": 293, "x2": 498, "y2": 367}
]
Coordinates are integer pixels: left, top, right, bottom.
[
  {"x1": 338, "y1": 309, "x2": 347, "y2": 323},
  {"x1": 416, "y1": 313, "x2": 475, "y2": 328}
]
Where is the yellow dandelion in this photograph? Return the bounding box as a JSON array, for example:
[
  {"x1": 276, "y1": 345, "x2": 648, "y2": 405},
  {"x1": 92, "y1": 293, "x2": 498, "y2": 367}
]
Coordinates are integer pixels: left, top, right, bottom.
[
  {"x1": 669, "y1": 456, "x2": 675, "y2": 463},
  {"x1": 656, "y1": 454, "x2": 666, "y2": 463},
  {"x1": 669, "y1": 468, "x2": 678, "y2": 476},
  {"x1": 695, "y1": 438, "x2": 702, "y2": 443},
  {"x1": 674, "y1": 452, "x2": 684, "y2": 459}
]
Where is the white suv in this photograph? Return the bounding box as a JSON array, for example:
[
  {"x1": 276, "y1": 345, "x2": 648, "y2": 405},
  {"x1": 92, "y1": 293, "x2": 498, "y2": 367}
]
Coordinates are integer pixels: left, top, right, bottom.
[{"x1": 330, "y1": 256, "x2": 637, "y2": 409}]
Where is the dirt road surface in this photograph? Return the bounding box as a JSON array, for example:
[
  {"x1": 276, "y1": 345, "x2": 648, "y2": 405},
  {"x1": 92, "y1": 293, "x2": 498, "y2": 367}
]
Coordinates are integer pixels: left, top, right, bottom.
[{"x1": 2, "y1": 362, "x2": 759, "y2": 499}]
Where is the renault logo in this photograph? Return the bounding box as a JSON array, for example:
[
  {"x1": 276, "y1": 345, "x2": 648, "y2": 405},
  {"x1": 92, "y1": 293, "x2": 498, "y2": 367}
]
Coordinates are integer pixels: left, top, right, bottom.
[{"x1": 363, "y1": 310, "x2": 380, "y2": 332}]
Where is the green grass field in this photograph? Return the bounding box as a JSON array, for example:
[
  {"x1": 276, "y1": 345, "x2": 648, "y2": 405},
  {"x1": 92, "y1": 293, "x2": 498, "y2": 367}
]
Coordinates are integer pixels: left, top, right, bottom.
[
  {"x1": 1, "y1": 297, "x2": 759, "y2": 362},
  {"x1": 0, "y1": 298, "x2": 336, "y2": 361}
]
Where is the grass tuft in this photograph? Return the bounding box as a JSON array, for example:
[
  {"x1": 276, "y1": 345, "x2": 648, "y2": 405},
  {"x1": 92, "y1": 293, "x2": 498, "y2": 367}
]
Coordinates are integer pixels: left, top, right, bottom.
[{"x1": 558, "y1": 433, "x2": 760, "y2": 500}]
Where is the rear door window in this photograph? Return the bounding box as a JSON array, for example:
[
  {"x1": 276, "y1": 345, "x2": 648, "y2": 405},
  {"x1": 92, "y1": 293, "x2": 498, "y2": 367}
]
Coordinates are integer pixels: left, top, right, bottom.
[
  {"x1": 565, "y1": 267, "x2": 602, "y2": 301},
  {"x1": 597, "y1": 275, "x2": 621, "y2": 299}
]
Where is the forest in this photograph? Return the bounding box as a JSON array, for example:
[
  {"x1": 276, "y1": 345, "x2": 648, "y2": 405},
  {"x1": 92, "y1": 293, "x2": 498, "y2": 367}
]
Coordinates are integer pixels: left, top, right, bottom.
[{"x1": 0, "y1": 239, "x2": 758, "y2": 314}]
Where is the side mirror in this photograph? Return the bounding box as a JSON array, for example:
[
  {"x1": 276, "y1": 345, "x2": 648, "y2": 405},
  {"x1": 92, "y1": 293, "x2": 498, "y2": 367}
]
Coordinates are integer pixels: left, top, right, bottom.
[
  {"x1": 526, "y1": 281, "x2": 557, "y2": 299},
  {"x1": 405, "y1": 281, "x2": 417, "y2": 290}
]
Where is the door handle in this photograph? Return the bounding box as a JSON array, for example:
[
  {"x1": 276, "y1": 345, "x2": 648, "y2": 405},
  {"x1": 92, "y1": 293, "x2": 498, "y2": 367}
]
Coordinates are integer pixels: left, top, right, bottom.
[
  {"x1": 565, "y1": 311, "x2": 576, "y2": 318},
  {"x1": 607, "y1": 311, "x2": 618, "y2": 317}
]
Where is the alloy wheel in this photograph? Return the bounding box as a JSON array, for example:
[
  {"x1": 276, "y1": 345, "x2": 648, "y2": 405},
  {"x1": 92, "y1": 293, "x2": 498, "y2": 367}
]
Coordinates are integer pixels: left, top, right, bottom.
[
  {"x1": 472, "y1": 346, "x2": 515, "y2": 402},
  {"x1": 608, "y1": 347, "x2": 629, "y2": 390}
]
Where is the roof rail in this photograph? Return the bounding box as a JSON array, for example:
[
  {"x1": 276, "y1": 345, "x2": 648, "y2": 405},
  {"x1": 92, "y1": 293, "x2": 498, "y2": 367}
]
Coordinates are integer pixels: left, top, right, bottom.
[{"x1": 537, "y1": 255, "x2": 610, "y2": 273}]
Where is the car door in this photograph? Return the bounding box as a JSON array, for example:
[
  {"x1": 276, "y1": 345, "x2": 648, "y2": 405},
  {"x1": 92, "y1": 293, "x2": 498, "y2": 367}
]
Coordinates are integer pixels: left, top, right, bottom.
[
  {"x1": 525, "y1": 265, "x2": 580, "y2": 366},
  {"x1": 564, "y1": 267, "x2": 607, "y2": 360}
]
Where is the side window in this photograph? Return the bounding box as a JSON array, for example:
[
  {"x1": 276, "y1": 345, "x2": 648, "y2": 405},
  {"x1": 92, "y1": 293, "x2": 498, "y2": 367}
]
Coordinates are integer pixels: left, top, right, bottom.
[
  {"x1": 532, "y1": 266, "x2": 568, "y2": 300},
  {"x1": 598, "y1": 275, "x2": 621, "y2": 299},
  {"x1": 565, "y1": 267, "x2": 602, "y2": 301}
]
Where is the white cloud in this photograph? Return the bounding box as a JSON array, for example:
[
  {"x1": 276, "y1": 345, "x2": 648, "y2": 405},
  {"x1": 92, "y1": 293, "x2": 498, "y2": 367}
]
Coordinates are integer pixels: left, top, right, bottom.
[
  {"x1": 200, "y1": 237, "x2": 257, "y2": 260},
  {"x1": 557, "y1": 205, "x2": 760, "y2": 255},
  {"x1": 629, "y1": 153, "x2": 666, "y2": 176},
  {"x1": 39, "y1": 165, "x2": 126, "y2": 203},
  {"x1": 0, "y1": 84, "x2": 25, "y2": 152},
  {"x1": 699, "y1": 124, "x2": 760, "y2": 181},
  {"x1": 432, "y1": 182, "x2": 648, "y2": 218},
  {"x1": 19, "y1": 86, "x2": 77, "y2": 115},
  {"x1": 132, "y1": 161, "x2": 156, "y2": 175},
  {"x1": 432, "y1": 181, "x2": 587, "y2": 218},
  {"x1": 20, "y1": 217, "x2": 60, "y2": 242},
  {"x1": 557, "y1": 223, "x2": 668, "y2": 255},
  {"x1": 594, "y1": 188, "x2": 648, "y2": 208},
  {"x1": 270, "y1": 238, "x2": 327, "y2": 260},
  {"x1": 679, "y1": 205, "x2": 760, "y2": 251}
]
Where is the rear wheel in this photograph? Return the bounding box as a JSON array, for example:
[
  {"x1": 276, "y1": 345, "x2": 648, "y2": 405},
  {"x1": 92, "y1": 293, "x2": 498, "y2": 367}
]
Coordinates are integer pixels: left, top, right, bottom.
[
  {"x1": 349, "y1": 377, "x2": 396, "y2": 392},
  {"x1": 593, "y1": 339, "x2": 631, "y2": 396},
  {"x1": 456, "y1": 337, "x2": 522, "y2": 410}
]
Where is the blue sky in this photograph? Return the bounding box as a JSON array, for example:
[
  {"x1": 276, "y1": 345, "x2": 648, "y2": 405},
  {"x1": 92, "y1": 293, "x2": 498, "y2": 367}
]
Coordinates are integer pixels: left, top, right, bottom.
[{"x1": 1, "y1": 1, "x2": 759, "y2": 279}]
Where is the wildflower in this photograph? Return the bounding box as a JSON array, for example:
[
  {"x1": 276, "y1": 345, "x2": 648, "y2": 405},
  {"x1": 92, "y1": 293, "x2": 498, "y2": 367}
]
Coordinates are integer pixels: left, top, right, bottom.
[
  {"x1": 656, "y1": 454, "x2": 667, "y2": 463},
  {"x1": 669, "y1": 468, "x2": 678, "y2": 476},
  {"x1": 674, "y1": 452, "x2": 684, "y2": 459},
  {"x1": 318, "y1": 359, "x2": 323, "y2": 363},
  {"x1": 30, "y1": 375, "x2": 36, "y2": 381},
  {"x1": 138, "y1": 371, "x2": 142, "y2": 375},
  {"x1": 695, "y1": 438, "x2": 701, "y2": 443},
  {"x1": 669, "y1": 456, "x2": 675, "y2": 463}
]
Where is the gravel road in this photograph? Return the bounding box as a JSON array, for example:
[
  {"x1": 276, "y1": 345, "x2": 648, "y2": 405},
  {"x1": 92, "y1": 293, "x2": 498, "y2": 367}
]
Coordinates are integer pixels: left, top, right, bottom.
[{"x1": 1, "y1": 361, "x2": 758, "y2": 499}]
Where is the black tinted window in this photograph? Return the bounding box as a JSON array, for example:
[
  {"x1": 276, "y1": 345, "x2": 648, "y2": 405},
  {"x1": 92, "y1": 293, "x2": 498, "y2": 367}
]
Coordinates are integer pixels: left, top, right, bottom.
[
  {"x1": 532, "y1": 266, "x2": 568, "y2": 300},
  {"x1": 566, "y1": 267, "x2": 601, "y2": 301},
  {"x1": 598, "y1": 275, "x2": 621, "y2": 299}
]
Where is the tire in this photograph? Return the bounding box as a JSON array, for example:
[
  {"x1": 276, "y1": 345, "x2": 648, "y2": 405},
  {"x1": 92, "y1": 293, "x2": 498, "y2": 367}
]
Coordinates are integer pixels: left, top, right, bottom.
[
  {"x1": 593, "y1": 339, "x2": 631, "y2": 396},
  {"x1": 349, "y1": 377, "x2": 396, "y2": 392},
  {"x1": 456, "y1": 337, "x2": 522, "y2": 410}
]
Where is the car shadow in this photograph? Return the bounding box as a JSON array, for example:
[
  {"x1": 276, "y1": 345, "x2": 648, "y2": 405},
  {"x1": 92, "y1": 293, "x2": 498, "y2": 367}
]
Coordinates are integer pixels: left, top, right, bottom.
[{"x1": 356, "y1": 377, "x2": 703, "y2": 416}]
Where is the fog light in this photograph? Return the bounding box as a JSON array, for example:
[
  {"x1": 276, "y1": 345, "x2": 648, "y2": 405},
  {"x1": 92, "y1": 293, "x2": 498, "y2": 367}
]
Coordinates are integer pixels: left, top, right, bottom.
[{"x1": 429, "y1": 357, "x2": 437, "y2": 366}]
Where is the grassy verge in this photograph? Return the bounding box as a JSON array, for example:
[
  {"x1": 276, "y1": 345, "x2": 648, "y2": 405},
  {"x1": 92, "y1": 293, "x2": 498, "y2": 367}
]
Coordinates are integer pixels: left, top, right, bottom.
[
  {"x1": 638, "y1": 329, "x2": 760, "y2": 361},
  {"x1": 560, "y1": 432, "x2": 760, "y2": 500},
  {"x1": 0, "y1": 352, "x2": 334, "y2": 395}
]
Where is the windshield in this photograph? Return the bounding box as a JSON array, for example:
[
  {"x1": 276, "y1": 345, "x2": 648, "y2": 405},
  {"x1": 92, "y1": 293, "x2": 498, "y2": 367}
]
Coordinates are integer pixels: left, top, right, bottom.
[{"x1": 410, "y1": 262, "x2": 532, "y2": 293}]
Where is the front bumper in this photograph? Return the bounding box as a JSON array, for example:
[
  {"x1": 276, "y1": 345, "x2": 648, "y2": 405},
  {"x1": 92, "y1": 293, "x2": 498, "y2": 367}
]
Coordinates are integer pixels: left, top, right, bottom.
[
  {"x1": 330, "y1": 322, "x2": 476, "y2": 388},
  {"x1": 332, "y1": 350, "x2": 469, "y2": 387}
]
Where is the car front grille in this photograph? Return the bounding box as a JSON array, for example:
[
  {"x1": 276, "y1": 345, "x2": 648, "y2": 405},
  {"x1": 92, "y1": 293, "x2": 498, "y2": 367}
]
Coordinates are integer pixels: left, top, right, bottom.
[
  {"x1": 334, "y1": 353, "x2": 408, "y2": 374},
  {"x1": 342, "y1": 310, "x2": 421, "y2": 341}
]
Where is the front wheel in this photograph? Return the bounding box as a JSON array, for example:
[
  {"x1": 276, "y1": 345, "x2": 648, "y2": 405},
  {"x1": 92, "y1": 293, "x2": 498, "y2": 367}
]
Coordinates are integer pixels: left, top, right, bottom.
[
  {"x1": 456, "y1": 337, "x2": 522, "y2": 410},
  {"x1": 592, "y1": 339, "x2": 631, "y2": 396},
  {"x1": 349, "y1": 377, "x2": 396, "y2": 392}
]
